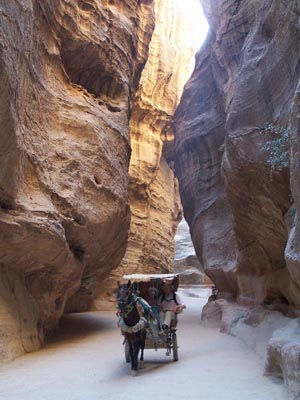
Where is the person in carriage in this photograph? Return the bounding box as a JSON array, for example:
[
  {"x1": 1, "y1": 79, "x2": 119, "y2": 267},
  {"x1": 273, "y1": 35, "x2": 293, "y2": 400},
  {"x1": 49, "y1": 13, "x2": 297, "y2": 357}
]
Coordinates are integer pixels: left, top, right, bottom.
[
  {"x1": 158, "y1": 281, "x2": 186, "y2": 332},
  {"x1": 116, "y1": 273, "x2": 185, "y2": 372},
  {"x1": 142, "y1": 286, "x2": 162, "y2": 332}
]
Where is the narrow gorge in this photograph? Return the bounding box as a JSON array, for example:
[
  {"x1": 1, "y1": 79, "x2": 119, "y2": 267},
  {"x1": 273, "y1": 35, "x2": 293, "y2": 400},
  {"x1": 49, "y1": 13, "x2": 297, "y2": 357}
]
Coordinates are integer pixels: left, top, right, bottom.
[
  {"x1": 0, "y1": 1, "x2": 300, "y2": 399},
  {"x1": 174, "y1": 1, "x2": 300, "y2": 397}
]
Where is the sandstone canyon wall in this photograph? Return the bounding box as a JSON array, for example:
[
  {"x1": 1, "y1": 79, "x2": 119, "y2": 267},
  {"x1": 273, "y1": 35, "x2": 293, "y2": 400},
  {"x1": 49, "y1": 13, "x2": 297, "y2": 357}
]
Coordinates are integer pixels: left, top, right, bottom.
[
  {"x1": 96, "y1": 0, "x2": 196, "y2": 303},
  {"x1": 174, "y1": 0, "x2": 300, "y2": 310},
  {"x1": 0, "y1": 0, "x2": 155, "y2": 362},
  {"x1": 174, "y1": 1, "x2": 300, "y2": 396}
]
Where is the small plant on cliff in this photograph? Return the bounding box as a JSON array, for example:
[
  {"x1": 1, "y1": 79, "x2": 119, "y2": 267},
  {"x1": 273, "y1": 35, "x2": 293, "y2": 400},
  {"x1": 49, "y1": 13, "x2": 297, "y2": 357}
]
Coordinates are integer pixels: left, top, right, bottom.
[{"x1": 260, "y1": 124, "x2": 290, "y2": 176}]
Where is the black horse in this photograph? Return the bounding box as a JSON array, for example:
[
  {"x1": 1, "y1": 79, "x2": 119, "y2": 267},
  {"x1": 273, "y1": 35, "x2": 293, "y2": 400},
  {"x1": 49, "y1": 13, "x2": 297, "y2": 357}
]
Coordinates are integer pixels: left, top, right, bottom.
[{"x1": 116, "y1": 281, "x2": 147, "y2": 375}]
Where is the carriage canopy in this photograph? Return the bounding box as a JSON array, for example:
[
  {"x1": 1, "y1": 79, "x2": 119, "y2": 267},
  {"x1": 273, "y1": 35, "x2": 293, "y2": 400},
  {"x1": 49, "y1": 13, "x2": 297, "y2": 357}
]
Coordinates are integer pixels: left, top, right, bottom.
[{"x1": 120, "y1": 273, "x2": 180, "y2": 298}]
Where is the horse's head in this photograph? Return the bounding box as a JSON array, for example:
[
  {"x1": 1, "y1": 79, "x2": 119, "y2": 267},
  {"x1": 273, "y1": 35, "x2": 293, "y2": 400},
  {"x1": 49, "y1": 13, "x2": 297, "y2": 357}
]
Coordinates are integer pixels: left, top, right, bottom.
[{"x1": 116, "y1": 280, "x2": 133, "y2": 311}]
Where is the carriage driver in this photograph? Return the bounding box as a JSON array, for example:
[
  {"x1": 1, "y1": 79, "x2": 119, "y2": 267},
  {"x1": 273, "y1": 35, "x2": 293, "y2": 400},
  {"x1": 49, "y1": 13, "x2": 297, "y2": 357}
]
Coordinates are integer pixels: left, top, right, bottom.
[{"x1": 158, "y1": 282, "x2": 186, "y2": 331}]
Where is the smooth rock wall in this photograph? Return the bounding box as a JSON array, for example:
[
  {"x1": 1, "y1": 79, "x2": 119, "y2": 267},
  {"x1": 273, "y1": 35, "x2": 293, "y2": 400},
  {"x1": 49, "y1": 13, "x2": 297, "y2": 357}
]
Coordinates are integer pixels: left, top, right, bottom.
[
  {"x1": 174, "y1": 0, "x2": 300, "y2": 307},
  {"x1": 96, "y1": 0, "x2": 196, "y2": 304},
  {"x1": 0, "y1": 0, "x2": 154, "y2": 362},
  {"x1": 174, "y1": 1, "x2": 300, "y2": 397},
  {"x1": 286, "y1": 83, "x2": 300, "y2": 308}
]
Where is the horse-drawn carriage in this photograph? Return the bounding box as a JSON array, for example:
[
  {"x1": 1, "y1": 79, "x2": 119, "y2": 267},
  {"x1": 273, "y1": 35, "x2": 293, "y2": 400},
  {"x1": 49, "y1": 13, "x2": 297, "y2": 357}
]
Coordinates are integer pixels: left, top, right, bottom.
[{"x1": 116, "y1": 273, "x2": 182, "y2": 373}]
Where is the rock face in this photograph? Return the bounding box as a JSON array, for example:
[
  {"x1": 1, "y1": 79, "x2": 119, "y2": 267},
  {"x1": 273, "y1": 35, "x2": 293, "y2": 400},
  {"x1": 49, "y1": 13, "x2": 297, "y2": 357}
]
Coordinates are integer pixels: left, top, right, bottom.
[
  {"x1": 96, "y1": 0, "x2": 196, "y2": 304},
  {"x1": 174, "y1": 0, "x2": 300, "y2": 396},
  {"x1": 201, "y1": 298, "x2": 300, "y2": 400},
  {"x1": 174, "y1": 255, "x2": 211, "y2": 286},
  {"x1": 121, "y1": 0, "x2": 196, "y2": 276},
  {"x1": 286, "y1": 83, "x2": 300, "y2": 312},
  {"x1": 265, "y1": 319, "x2": 300, "y2": 400},
  {"x1": 174, "y1": 220, "x2": 210, "y2": 285},
  {"x1": 0, "y1": 0, "x2": 155, "y2": 362},
  {"x1": 173, "y1": 32, "x2": 239, "y2": 298},
  {"x1": 174, "y1": 0, "x2": 300, "y2": 308}
]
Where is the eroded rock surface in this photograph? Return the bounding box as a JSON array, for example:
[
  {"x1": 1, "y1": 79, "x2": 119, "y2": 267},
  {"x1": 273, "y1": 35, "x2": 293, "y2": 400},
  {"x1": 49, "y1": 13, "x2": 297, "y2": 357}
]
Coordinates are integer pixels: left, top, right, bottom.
[
  {"x1": 265, "y1": 319, "x2": 300, "y2": 400},
  {"x1": 96, "y1": 0, "x2": 196, "y2": 304},
  {"x1": 174, "y1": 255, "x2": 211, "y2": 286},
  {"x1": 120, "y1": 0, "x2": 196, "y2": 276},
  {"x1": 202, "y1": 298, "x2": 300, "y2": 399},
  {"x1": 173, "y1": 32, "x2": 238, "y2": 298},
  {"x1": 174, "y1": 0, "x2": 300, "y2": 396},
  {"x1": 174, "y1": 0, "x2": 300, "y2": 307},
  {"x1": 0, "y1": 0, "x2": 154, "y2": 362},
  {"x1": 286, "y1": 83, "x2": 300, "y2": 311}
]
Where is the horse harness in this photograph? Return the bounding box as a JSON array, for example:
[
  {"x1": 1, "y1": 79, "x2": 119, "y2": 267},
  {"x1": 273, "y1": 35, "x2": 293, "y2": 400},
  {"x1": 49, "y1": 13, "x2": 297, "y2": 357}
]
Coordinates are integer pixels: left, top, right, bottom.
[{"x1": 118, "y1": 292, "x2": 150, "y2": 334}]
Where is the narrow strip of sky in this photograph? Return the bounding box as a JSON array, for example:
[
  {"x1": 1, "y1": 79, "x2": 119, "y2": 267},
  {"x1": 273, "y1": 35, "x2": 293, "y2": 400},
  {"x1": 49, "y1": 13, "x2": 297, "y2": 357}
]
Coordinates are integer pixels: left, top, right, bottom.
[{"x1": 176, "y1": 0, "x2": 209, "y2": 52}]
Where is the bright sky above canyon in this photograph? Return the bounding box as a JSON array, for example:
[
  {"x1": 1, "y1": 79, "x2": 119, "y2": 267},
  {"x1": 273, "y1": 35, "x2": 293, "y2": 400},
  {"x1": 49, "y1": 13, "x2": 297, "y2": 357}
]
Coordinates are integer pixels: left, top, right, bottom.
[{"x1": 177, "y1": 0, "x2": 209, "y2": 51}]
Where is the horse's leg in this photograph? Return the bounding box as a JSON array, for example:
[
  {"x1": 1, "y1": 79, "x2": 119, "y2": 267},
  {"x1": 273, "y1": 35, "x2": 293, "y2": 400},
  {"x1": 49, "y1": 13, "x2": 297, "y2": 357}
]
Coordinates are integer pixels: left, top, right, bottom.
[
  {"x1": 139, "y1": 330, "x2": 146, "y2": 368},
  {"x1": 127, "y1": 334, "x2": 135, "y2": 371},
  {"x1": 127, "y1": 334, "x2": 138, "y2": 375},
  {"x1": 131, "y1": 335, "x2": 141, "y2": 374}
]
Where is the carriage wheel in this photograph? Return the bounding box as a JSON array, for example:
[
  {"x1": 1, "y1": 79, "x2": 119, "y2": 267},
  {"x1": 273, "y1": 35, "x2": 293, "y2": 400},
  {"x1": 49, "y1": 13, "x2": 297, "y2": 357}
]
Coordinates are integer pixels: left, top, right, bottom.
[
  {"x1": 172, "y1": 332, "x2": 178, "y2": 361},
  {"x1": 125, "y1": 340, "x2": 131, "y2": 363}
]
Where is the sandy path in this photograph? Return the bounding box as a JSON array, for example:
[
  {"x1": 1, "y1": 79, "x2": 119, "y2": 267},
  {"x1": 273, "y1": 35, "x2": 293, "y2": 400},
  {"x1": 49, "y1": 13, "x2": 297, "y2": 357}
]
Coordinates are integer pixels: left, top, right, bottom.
[{"x1": 0, "y1": 289, "x2": 288, "y2": 400}]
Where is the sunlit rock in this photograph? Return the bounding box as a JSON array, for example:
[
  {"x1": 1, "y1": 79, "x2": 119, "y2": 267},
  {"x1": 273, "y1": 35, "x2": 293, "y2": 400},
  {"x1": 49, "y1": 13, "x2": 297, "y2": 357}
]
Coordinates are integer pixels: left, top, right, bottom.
[
  {"x1": 0, "y1": 0, "x2": 154, "y2": 362},
  {"x1": 96, "y1": 0, "x2": 196, "y2": 304}
]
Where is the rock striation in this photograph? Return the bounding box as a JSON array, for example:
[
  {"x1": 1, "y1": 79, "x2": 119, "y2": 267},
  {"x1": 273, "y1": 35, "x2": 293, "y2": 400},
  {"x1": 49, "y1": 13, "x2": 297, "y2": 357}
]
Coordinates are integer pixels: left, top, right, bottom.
[
  {"x1": 0, "y1": 0, "x2": 154, "y2": 362},
  {"x1": 286, "y1": 83, "x2": 300, "y2": 312},
  {"x1": 120, "y1": 0, "x2": 196, "y2": 277},
  {"x1": 174, "y1": 0, "x2": 300, "y2": 309},
  {"x1": 96, "y1": 0, "x2": 196, "y2": 304},
  {"x1": 174, "y1": 1, "x2": 300, "y2": 395}
]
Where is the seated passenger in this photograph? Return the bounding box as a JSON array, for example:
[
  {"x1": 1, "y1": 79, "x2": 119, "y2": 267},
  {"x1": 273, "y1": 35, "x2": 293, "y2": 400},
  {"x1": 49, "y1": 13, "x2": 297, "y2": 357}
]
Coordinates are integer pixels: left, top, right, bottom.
[
  {"x1": 158, "y1": 282, "x2": 186, "y2": 331},
  {"x1": 143, "y1": 286, "x2": 162, "y2": 335}
]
